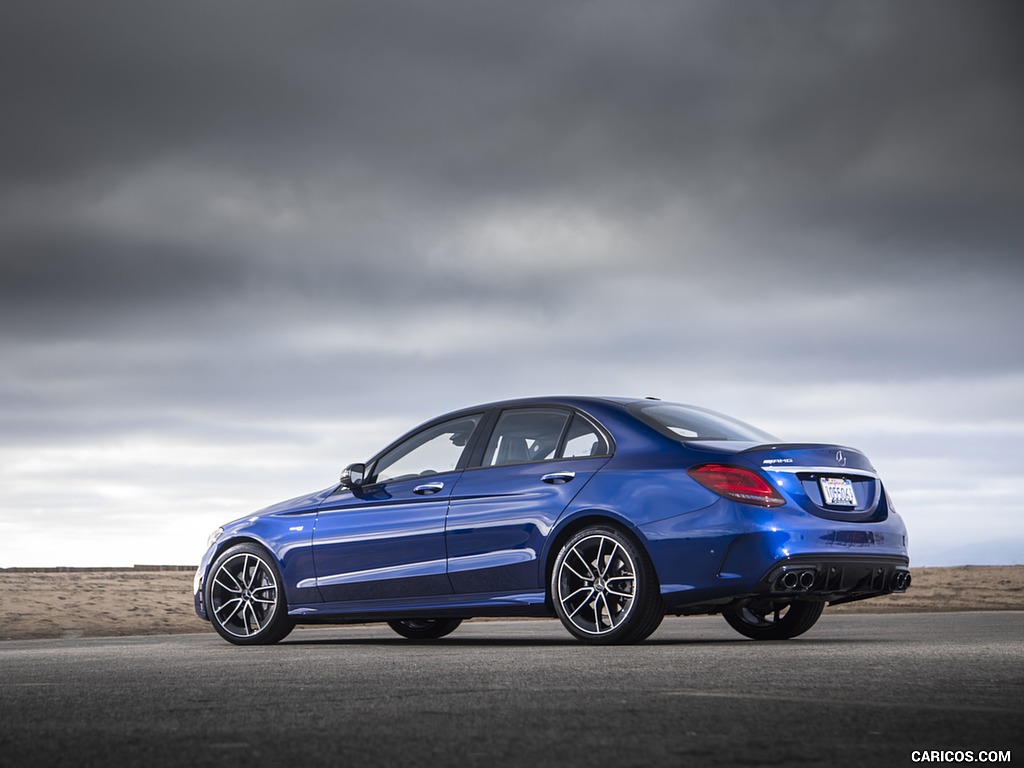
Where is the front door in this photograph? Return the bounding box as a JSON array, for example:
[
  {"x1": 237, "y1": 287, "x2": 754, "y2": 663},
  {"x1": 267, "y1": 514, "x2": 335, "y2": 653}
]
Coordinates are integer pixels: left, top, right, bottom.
[{"x1": 313, "y1": 413, "x2": 482, "y2": 603}]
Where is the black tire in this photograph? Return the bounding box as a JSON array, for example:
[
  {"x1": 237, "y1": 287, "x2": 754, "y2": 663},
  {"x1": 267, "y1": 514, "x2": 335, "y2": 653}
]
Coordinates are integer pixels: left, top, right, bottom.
[
  {"x1": 551, "y1": 525, "x2": 664, "y2": 645},
  {"x1": 387, "y1": 618, "x2": 463, "y2": 640},
  {"x1": 723, "y1": 599, "x2": 825, "y2": 640},
  {"x1": 206, "y1": 543, "x2": 295, "y2": 645}
]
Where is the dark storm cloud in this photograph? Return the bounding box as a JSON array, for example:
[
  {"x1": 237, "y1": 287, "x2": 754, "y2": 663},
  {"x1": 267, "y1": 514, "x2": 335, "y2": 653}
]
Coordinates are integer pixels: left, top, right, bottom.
[
  {"x1": 4, "y1": 2, "x2": 1020, "y2": 201},
  {"x1": 1, "y1": 1, "x2": 1022, "y2": 565},
  {"x1": 1, "y1": 0, "x2": 1020, "y2": 354},
  {"x1": 0, "y1": 231, "x2": 242, "y2": 320}
]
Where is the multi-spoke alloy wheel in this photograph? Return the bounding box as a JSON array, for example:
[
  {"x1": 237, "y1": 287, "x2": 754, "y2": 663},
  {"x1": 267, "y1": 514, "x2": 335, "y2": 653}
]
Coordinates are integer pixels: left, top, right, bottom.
[
  {"x1": 552, "y1": 526, "x2": 663, "y2": 645},
  {"x1": 206, "y1": 544, "x2": 295, "y2": 645},
  {"x1": 723, "y1": 599, "x2": 824, "y2": 641}
]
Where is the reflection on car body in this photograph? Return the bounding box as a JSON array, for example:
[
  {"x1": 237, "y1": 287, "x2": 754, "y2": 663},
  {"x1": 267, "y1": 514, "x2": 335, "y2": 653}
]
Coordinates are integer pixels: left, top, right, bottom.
[{"x1": 194, "y1": 396, "x2": 911, "y2": 645}]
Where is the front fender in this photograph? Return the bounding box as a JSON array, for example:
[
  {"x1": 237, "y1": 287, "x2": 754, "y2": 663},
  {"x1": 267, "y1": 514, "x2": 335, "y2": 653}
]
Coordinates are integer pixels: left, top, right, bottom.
[{"x1": 193, "y1": 512, "x2": 320, "y2": 619}]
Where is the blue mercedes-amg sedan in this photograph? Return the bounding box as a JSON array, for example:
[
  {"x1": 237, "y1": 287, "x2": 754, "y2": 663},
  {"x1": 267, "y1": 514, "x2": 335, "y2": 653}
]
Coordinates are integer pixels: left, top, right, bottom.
[{"x1": 194, "y1": 396, "x2": 911, "y2": 645}]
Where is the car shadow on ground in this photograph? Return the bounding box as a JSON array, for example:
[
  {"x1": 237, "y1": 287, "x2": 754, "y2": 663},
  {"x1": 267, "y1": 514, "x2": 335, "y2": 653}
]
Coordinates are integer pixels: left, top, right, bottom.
[{"x1": 278, "y1": 634, "x2": 876, "y2": 647}]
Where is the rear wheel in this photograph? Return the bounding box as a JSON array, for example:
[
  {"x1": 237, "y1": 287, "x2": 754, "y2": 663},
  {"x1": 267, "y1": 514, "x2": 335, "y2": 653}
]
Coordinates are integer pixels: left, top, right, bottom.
[
  {"x1": 551, "y1": 526, "x2": 664, "y2": 645},
  {"x1": 387, "y1": 618, "x2": 463, "y2": 640},
  {"x1": 206, "y1": 544, "x2": 295, "y2": 645},
  {"x1": 723, "y1": 599, "x2": 824, "y2": 640}
]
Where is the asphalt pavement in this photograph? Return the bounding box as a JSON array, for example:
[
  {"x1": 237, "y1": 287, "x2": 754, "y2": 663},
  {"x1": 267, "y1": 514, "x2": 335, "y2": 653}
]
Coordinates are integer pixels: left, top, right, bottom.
[{"x1": 1, "y1": 612, "x2": 1021, "y2": 767}]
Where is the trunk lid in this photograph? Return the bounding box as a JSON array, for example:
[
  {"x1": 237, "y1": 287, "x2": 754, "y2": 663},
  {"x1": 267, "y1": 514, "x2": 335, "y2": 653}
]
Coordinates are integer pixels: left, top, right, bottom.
[{"x1": 734, "y1": 443, "x2": 885, "y2": 522}]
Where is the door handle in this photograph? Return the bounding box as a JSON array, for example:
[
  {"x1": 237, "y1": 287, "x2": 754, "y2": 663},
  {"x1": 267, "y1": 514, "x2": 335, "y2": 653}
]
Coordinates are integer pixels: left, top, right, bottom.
[
  {"x1": 541, "y1": 471, "x2": 576, "y2": 485},
  {"x1": 413, "y1": 482, "x2": 445, "y2": 495}
]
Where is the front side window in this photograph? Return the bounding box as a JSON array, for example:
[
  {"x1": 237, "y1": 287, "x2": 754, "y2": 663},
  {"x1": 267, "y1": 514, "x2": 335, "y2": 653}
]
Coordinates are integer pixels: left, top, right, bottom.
[
  {"x1": 372, "y1": 414, "x2": 482, "y2": 484},
  {"x1": 483, "y1": 408, "x2": 571, "y2": 467}
]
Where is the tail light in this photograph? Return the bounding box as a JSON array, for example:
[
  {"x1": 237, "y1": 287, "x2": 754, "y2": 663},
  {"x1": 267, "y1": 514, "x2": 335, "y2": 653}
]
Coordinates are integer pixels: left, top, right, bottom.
[
  {"x1": 687, "y1": 464, "x2": 785, "y2": 507},
  {"x1": 884, "y1": 488, "x2": 897, "y2": 514}
]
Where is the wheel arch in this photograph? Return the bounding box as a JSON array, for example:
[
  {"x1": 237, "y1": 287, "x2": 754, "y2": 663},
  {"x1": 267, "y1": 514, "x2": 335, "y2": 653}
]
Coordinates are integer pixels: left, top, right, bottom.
[
  {"x1": 199, "y1": 534, "x2": 285, "y2": 606},
  {"x1": 209, "y1": 534, "x2": 275, "y2": 569},
  {"x1": 541, "y1": 510, "x2": 654, "y2": 611}
]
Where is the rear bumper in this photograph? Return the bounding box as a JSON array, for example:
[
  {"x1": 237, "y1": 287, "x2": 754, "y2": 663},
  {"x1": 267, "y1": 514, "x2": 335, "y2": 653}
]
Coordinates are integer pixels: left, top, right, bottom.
[
  {"x1": 656, "y1": 552, "x2": 911, "y2": 613},
  {"x1": 754, "y1": 554, "x2": 911, "y2": 605},
  {"x1": 639, "y1": 496, "x2": 910, "y2": 611}
]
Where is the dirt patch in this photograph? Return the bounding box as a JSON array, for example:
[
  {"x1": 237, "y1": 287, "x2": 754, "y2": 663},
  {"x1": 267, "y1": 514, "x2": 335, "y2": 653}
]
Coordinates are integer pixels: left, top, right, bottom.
[
  {"x1": 2, "y1": 565, "x2": 1022, "y2": 641},
  {"x1": 0, "y1": 569, "x2": 211, "y2": 641},
  {"x1": 827, "y1": 565, "x2": 1024, "y2": 613}
]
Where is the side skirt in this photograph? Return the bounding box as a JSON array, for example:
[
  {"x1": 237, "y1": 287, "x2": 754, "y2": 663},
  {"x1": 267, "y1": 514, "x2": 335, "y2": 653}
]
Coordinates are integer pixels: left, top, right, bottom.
[{"x1": 287, "y1": 589, "x2": 551, "y2": 622}]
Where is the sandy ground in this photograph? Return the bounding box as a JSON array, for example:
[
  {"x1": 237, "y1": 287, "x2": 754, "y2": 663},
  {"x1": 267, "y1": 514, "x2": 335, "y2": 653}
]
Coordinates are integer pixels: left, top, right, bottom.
[{"x1": 1, "y1": 565, "x2": 1022, "y2": 641}]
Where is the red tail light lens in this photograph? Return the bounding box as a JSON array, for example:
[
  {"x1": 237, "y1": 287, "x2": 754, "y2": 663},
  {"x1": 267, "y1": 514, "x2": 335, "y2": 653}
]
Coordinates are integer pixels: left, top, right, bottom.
[{"x1": 687, "y1": 464, "x2": 785, "y2": 507}]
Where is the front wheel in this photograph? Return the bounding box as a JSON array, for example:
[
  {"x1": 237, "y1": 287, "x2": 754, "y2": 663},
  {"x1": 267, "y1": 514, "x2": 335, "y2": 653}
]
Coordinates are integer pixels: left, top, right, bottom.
[
  {"x1": 551, "y1": 526, "x2": 664, "y2": 645},
  {"x1": 723, "y1": 599, "x2": 824, "y2": 640},
  {"x1": 387, "y1": 618, "x2": 463, "y2": 640},
  {"x1": 206, "y1": 544, "x2": 295, "y2": 645}
]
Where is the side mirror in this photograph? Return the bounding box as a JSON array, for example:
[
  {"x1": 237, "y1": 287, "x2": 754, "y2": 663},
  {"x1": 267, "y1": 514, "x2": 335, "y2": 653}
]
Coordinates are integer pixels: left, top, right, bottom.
[{"x1": 340, "y1": 462, "x2": 366, "y2": 489}]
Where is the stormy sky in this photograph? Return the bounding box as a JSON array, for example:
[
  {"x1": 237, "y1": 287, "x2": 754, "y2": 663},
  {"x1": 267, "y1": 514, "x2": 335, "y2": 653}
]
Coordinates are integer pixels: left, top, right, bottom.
[{"x1": 1, "y1": 1, "x2": 1021, "y2": 568}]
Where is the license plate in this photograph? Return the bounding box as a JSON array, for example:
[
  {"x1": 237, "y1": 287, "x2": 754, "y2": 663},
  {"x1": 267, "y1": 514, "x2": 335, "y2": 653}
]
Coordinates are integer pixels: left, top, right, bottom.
[{"x1": 820, "y1": 477, "x2": 856, "y2": 507}]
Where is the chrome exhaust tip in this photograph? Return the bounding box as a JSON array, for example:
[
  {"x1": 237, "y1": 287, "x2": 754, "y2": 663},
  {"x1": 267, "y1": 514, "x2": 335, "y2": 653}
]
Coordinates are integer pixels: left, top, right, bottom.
[
  {"x1": 780, "y1": 571, "x2": 800, "y2": 590},
  {"x1": 775, "y1": 569, "x2": 816, "y2": 592}
]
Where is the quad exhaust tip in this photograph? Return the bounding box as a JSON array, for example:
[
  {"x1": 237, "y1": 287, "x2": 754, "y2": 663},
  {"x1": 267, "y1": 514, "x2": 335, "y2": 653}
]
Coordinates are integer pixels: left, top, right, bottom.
[
  {"x1": 775, "y1": 569, "x2": 816, "y2": 592},
  {"x1": 774, "y1": 568, "x2": 910, "y2": 594}
]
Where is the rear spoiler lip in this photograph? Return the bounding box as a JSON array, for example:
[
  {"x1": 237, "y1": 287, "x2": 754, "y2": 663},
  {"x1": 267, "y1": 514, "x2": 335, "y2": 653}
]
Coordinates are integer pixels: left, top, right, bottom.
[{"x1": 736, "y1": 442, "x2": 861, "y2": 455}]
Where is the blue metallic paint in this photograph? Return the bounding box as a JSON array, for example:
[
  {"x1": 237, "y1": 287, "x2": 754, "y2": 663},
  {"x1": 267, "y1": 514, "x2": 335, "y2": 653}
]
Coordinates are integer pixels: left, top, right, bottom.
[
  {"x1": 445, "y1": 456, "x2": 609, "y2": 593},
  {"x1": 195, "y1": 395, "x2": 910, "y2": 627},
  {"x1": 311, "y1": 471, "x2": 456, "y2": 602}
]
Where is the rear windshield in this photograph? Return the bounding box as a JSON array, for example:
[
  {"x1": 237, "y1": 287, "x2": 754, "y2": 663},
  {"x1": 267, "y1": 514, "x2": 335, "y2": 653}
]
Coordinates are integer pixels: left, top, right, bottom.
[{"x1": 627, "y1": 402, "x2": 778, "y2": 443}]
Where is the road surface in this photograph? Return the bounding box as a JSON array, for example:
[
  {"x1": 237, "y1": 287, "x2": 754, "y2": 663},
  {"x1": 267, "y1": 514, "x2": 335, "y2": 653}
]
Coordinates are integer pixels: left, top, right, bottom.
[{"x1": 1, "y1": 613, "x2": 1021, "y2": 766}]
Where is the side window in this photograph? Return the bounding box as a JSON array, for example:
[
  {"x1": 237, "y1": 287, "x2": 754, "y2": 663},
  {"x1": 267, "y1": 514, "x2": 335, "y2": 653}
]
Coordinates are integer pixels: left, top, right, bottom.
[
  {"x1": 560, "y1": 413, "x2": 610, "y2": 458},
  {"x1": 483, "y1": 408, "x2": 570, "y2": 467},
  {"x1": 371, "y1": 415, "x2": 482, "y2": 484}
]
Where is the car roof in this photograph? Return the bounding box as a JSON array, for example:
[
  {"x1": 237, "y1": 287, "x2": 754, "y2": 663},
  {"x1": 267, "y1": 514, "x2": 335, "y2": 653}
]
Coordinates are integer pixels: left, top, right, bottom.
[{"x1": 459, "y1": 395, "x2": 656, "y2": 412}]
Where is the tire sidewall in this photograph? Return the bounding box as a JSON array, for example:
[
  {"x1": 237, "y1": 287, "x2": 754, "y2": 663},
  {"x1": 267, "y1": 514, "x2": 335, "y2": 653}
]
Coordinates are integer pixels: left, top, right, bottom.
[
  {"x1": 723, "y1": 600, "x2": 825, "y2": 641},
  {"x1": 206, "y1": 542, "x2": 294, "y2": 645},
  {"x1": 387, "y1": 618, "x2": 463, "y2": 640},
  {"x1": 551, "y1": 525, "x2": 662, "y2": 645}
]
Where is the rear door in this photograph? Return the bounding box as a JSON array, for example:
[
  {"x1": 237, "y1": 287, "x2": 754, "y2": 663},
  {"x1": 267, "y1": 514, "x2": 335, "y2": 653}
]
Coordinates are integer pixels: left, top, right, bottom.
[{"x1": 445, "y1": 408, "x2": 612, "y2": 593}]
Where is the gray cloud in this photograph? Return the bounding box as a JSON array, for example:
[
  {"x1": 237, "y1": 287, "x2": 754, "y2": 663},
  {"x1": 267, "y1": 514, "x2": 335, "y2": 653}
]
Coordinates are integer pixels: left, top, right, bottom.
[{"x1": 1, "y1": 1, "x2": 1022, "y2": 566}]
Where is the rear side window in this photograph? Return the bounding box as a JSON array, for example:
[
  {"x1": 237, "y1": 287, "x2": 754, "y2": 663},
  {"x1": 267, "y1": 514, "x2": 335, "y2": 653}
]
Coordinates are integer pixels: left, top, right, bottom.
[
  {"x1": 561, "y1": 413, "x2": 610, "y2": 458},
  {"x1": 483, "y1": 408, "x2": 570, "y2": 466},
  {"x1": 480, "y1": 408, "x2": 613, "y2": 467},
  {"x1": 628, "y1": 403, "x2": 778, "y2": 443}
]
